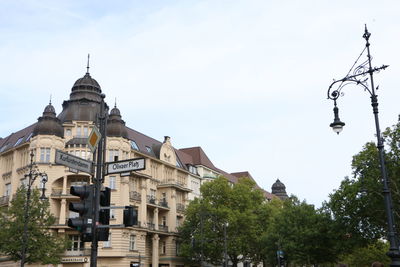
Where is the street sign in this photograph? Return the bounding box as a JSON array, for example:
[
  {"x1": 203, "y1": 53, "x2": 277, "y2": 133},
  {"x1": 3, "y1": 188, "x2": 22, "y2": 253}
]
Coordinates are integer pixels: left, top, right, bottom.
[
  {"x1": 55, "y1": 150, "x2": 93, "y2": 174},
  {"x1": 87, "y1": 126, "x2": 101, "y2": 153},
  {"x1": 106, "y1": 158, "x2": 145, "y2": 175}
]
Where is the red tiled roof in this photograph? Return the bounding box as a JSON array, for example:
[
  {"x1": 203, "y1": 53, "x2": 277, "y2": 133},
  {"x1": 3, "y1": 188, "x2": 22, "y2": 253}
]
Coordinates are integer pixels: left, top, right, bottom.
[{"x1": 179, "y1": 147, "x2": 217, "y2": 170}]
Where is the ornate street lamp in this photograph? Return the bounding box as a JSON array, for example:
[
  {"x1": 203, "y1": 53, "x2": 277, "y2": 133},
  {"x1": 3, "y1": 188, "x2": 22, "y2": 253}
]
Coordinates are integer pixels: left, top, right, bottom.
[
  {"x1": 20, "y1": 151, "x2": 48, "y2": 267},
  {"x1": 327, "y1": 25, "x2": 400, "y2": 266}
]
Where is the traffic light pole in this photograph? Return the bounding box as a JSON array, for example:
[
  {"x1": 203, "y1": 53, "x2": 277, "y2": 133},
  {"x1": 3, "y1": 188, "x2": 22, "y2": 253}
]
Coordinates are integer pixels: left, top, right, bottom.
[{"x1": 90, "y1": 94, "x2": 107, "y2": 267}]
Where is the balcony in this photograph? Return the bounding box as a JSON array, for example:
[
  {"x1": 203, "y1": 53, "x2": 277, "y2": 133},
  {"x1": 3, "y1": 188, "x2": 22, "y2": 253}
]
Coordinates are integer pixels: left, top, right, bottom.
[
  {"x1": 157, "y1": 179, "x2": 191, "y2": 192},
  {"x1": 64, "y1": 248, "x2": 91, "y2": 257},
  {"x1": 158, "y1": 199, "x2": 169, "y2": 209},
  {"x1": 147, "y1": 195, "x2": 157, "y2": 205},
  {"x1": 158, "y1": 224, "x2": 168, "y2": 232},
  {"x1": 0, "y1": 195, "x2": 10, "y2": 206},
  {"x1": 129, "y1": 191, "x2": 141, "y2": 202},
  {"x1": 176, "y1": 203, "x2": 186, "y2": 213},
  {"x1": 147, "y1": 222, "x2": 155, "y2": 230}
]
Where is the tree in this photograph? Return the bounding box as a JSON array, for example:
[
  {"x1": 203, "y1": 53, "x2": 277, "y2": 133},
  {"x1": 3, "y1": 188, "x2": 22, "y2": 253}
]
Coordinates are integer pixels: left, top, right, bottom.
[
  {"x1": 0, "y1": 187, "x2": 69, "y2": 265},
  {"x1": 340, "y1": 240, "x2": 390, "y2": 267},
  {"x1": 325, "y1": 117, "x2": 400, "y2": 248},
  {"x1": 260, "y1": 197, "x2": 342, "y2": 266},
  {"x1": 178, "y1": 176, "x2": 265, "y2": 267}
]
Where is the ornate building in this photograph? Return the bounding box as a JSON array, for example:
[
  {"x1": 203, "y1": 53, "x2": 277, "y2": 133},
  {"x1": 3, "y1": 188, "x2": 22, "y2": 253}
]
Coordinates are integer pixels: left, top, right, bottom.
[{"x1": 0, "y1": 66, "x2": 276, "y2": 267}]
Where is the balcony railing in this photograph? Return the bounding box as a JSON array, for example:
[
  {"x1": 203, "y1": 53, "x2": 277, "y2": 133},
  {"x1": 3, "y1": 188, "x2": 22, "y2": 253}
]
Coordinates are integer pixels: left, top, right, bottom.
[
  {"x1": 147, "y1": 222, "x2": 155, "y2": 230},
  {"x1": 160, "y1": 179, "x2": 187, "y2": 187},
  {"x1": 147, "y1": 195, "x2": 157, "y2": 205},
  {"x1": 158, "y1": 224, "x2": 168, "y2": 232},
  {"x1": 158, "y1": 200, "x2": 169, "y2": 208},
  {"x1": 176, "y1": 203, "x2": 186, "y2": 212},
  {"x1": 129, "y1": 191, "x2": 141, "y2": 202},
  {"x1": 0, "y1": 195, "x2": 10, "y2": 206},
  {"x1": 51, "y1": 188, "x2": 73, "y2": 196},
  {"x1": 64, "y1": 248, "x2": 91, "y2": 256}
]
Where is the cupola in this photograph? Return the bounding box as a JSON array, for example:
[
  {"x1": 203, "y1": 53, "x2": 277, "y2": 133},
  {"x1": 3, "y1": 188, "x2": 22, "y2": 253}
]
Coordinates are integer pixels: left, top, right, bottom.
[
  {"x1": 33, "y1": 101, "x2": 64, "y2": 138},
  {"x1": 107, "y1": 103, "x2": 128, "y2": 139},
  {"x1": 271, "y1": 179, "x2": 289, "y2": 200}
]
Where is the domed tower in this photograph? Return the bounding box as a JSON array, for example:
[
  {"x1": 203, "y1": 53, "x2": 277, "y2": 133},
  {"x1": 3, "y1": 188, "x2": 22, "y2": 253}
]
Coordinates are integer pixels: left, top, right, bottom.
[
  {"x1": 107, "y1": 103, "x2": 128, "y2": 139},
  {"x1": 33, "y1": 101, "x2": 64, "y2": 138},
  {"x1": 271, "y1": 179, "x2": 288, "y2": 200},
  {"x1": 58, "y1": 58, "x2": 108, "y2": 123}
]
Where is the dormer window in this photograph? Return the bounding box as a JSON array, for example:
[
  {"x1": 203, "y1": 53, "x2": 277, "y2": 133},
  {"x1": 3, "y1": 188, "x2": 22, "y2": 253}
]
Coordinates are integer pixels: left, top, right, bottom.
[
  {"x1": 188, "y1": 165, "x2": 198, "y2": 175},
  {"x1": 14, "y1": 137, "x2": 24, "y2": 147},
  {"x1": 145, "y1": 146, "x2": 152, "y2": 153},
  {"x1": 130, "y1": 140, "x2": 139, "y2": 151}
]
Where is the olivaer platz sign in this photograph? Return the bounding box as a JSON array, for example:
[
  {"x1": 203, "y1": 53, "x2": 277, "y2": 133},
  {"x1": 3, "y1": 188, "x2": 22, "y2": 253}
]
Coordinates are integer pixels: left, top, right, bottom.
[
  {"x1": 55, "y1": 149, "x2": 93, "y2": 174},
  {"x1": 106, "y1": 158, "x2": 146, "y2": 175}
]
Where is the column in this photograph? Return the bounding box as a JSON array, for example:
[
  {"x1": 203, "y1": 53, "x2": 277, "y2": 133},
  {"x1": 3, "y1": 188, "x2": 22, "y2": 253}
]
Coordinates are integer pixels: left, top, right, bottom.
[
  {"x1": 59, "y1": 199, "x2": 67, "y2": 224},
  {"x1": 140, "y1": 181, "x2": 147, "y2": 227},
  {"x1": 154, "y1": 208, "x2": 159, "y2": 230},
  {"x1": 152, "y1": 234, "x2": 159, "y2": 267},
  {"x1": 62, "y1": 175, "x2": 67, "y2": 194}
]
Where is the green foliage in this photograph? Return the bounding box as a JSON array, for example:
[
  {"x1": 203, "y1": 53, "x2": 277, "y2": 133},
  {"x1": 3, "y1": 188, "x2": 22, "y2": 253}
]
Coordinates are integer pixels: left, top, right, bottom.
[
  {"x1": 341, "y1": 240, "x2": 390, "y2": 267},
  {"x1": 0, "y1": 187, "x2": 69, "y2": 265},
  {"x1": 178, "y1": 176, "x2": 265, "y2": 267},
  {"x1": 259, "y1": 197, "x2": 341, "y2": 266},
  {"x1": 325, "y1": 117, "x2": 400, "y2": 249}
]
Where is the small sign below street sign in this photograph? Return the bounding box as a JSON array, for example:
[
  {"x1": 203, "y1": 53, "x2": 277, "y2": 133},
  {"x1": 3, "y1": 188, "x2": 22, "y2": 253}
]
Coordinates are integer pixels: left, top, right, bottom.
[
  {"x1": 106, "y1": 158, "x2": 145, "y2": 175},
  {"x1": 55, "y1": 150, "x2": 93, "y2": 174},
  {"x1": 87, "y1": 126, "x2": 101, "y2": 153}
]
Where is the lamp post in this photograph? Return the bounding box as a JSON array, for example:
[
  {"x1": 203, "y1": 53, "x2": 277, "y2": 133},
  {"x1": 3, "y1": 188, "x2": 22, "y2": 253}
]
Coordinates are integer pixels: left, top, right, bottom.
[
  {"x1": 223, "y1": 222, "x2": 228, "y2": 267},
  {"x1": 327, "y1": 25, "x2": 400, "y2": 266},
  {"x1": 20, "y1": 151, "x2": 48, "y2": 267}
]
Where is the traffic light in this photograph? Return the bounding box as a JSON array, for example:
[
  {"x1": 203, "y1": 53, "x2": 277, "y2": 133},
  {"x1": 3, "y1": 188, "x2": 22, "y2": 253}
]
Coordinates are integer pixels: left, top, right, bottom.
[
  {"x1": 124, "y1": 206, "x2": 138, "y2": 226},
  {"x1": 98, "y1": 187, "x2": 111, "y2": 241},
  {"x1": 68, "y1": 184, "x2": 94, "y2": 242}
]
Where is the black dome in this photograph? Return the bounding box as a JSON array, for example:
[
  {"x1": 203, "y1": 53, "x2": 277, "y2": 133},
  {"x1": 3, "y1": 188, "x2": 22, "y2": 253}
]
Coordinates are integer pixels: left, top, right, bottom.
[
  {"x1": 271, "y1": 179, "x2": 288, "y2": 200},
  {"x1": 107, "y1": 105, "x2": 128, "y2": 139},
  {"x1": 70, "y1": 72, "x2": 102, "y2": 102},
  {"x1": 33, "y1": 102, "x2": 64, "y2": 138}
]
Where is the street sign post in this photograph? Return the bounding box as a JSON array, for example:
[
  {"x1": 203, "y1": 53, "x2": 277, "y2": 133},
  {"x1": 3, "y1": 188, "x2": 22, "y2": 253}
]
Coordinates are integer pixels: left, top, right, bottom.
[
  {"x1": 106, "y1": 158, "x2": 145, "y2": 175},
  {"x1": 55, "y1": 150, "x2": 93, "y2": 174},
  {"x1": 87, "y1": 126, "x2": 101, "y2": 153}
]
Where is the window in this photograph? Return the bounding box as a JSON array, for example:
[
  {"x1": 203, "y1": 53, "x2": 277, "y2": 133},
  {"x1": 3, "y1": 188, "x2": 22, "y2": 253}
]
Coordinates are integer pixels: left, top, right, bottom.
[
  {"x1": 14, "y1": 137, "x2": 24, "y2": 147},
  {"x1": 129, "y1": 235, "x2": 136, "y2": 251},
  {"x1": 176, "y1": 241, "x2": 181, "y2": 256},
  {"x1": 145, "y1": 146, "x2": 152, "y2": 153},
  {"x1": 130, "y1": 140, "x2": 139, "y2": 150},
  {"x1": 40, "y1": 148, "x2": 51, "y2": 163},
  {"x1": 108, "y1": 149, "x2": 119, "y2": 162},
  {"x1": 68, "y1": 235, "x2": 84, "y2": 251},
  {"x1": 162, "y1": 216, "x2": 167, "y2": 226},
  {"x1": 83, "y1": 126, "x2": 88, "y2": 137},
  {"x1": 110, "y1": 204, "x2": 116, "y2": 219},
  {"x1": 5, "y1": 183, "x2": 11, "y2": 196},
  {"x1": 103, "y1": 233, "x2": 112, "y2": 248},
  {"x1": 25, "y1": 132, "x2": 33, "y2": 141},
  {"x1": 65, "y1": 129, "x2": 72, "y2": 136},
  {"x1": 76, "y1": 126, "x2": 82, "y2": 137},
  {"x1": 109, "y1": 176, "x2": 116, "y2": 190},
  {"x1": 161, "y1": 241, "x2": 166, "y2": 255}
]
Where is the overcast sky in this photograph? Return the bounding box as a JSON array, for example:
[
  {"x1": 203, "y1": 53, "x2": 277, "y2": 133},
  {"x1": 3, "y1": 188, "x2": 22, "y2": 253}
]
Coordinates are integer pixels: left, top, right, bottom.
[{"x1": 1, "y1": 0, "x2": 399, "y2": 207}]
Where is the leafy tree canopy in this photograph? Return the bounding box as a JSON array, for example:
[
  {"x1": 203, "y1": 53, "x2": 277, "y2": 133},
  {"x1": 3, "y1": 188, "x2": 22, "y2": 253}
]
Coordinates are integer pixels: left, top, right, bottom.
[
  {"x1": 325, "y1": 117, "x2": 400, "y2": 248},
  {"x1": 0, "y1": 187, "x2": 69, "y2": 265},
  {"x1": 178, "y1": 176, "x2": 265, "y2": 267}
]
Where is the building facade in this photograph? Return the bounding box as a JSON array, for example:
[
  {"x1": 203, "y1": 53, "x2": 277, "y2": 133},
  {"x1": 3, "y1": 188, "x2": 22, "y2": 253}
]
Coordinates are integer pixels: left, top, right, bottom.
[{"x1": 0, "y1": 67, "x2": 275, "y2": 267}]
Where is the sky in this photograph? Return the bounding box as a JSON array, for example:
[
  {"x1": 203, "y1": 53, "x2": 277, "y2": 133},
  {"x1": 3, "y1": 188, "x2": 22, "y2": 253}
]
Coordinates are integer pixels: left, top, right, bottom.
[{"x1": 0, "y1": 0, "x2": 399, "y2": 207}]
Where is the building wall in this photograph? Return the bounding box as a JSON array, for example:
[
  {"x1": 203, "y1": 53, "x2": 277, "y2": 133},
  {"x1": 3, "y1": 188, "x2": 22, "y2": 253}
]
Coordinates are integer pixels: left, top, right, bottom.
[{"x1": 0, "y1": 120, "x2": 191, "y2": 267}]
